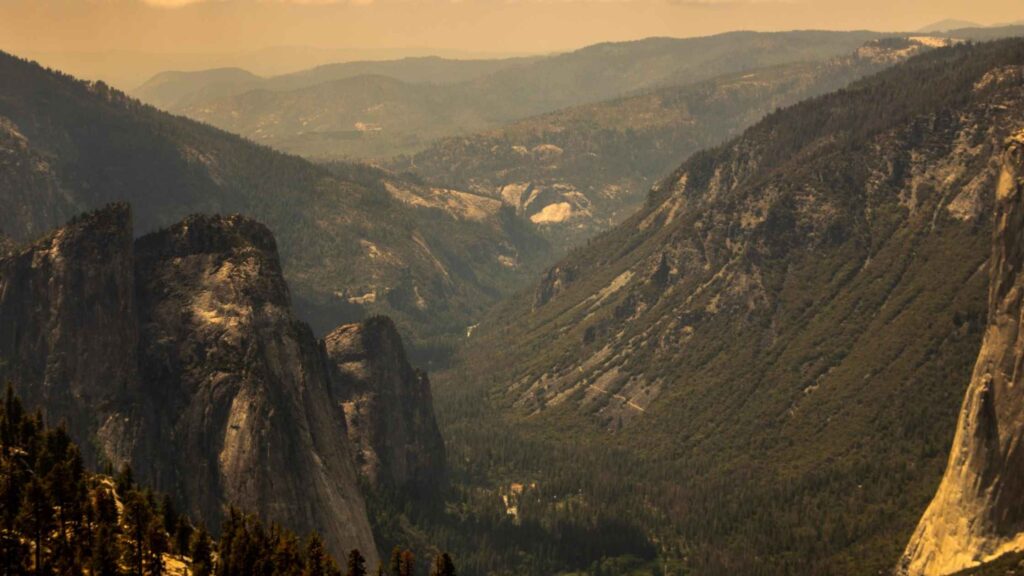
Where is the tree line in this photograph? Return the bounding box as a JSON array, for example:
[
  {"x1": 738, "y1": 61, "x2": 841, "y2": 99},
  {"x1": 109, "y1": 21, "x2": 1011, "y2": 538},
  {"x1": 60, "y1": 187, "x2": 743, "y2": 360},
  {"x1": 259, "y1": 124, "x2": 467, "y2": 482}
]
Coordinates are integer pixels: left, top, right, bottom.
[{"x1": 0, "y1": 386, "x2": 456, "y2": 576}]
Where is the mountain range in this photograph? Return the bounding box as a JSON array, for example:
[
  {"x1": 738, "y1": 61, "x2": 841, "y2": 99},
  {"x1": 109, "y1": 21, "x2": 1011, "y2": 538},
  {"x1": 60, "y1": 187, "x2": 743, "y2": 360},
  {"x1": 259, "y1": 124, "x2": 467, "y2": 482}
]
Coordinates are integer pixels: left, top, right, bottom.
[
  {"x1": 391, "y1": 37, "x2": 947, "y2": 248},
  {"x1": 917, "y1": 19, "x2": 983, "y2": 32},
  {"x1": 135, "y1": 31, "x2": 890, "y2": 160},
  {"x1": 135, "y1": 55, "x2": 541, "y2": 112},
  {"x1": 7, "y1": 25, "x2": 1024, "y2": 576}
]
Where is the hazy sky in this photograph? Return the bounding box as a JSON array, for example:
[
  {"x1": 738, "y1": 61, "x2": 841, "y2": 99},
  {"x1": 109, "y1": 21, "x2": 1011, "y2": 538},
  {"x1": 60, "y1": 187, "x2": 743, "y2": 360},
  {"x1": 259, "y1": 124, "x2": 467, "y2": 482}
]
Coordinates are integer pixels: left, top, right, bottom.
[{"x1": 1, "y1": 0, "x2": 1021, "y2": 88}]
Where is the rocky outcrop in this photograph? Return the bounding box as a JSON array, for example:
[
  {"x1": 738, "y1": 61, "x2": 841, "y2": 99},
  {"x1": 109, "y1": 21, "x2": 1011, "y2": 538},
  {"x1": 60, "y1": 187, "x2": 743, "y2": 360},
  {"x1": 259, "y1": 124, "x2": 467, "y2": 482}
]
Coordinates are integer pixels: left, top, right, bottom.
[
  {"x1": 135, "y1": 214, "x2": 379, "y2": 566},
  {"x1": 0, "y1": 206, "x2": 380, "y2": 565},
  {"x1": 0, "y1": 234, "x2": 13, "y2": 256},
  {"x1": 324, "y1": 317, "x2": 446, "y2": 494},
  {"x1": 898, "y1": 131, "x2": 1024, "y2": 575},
  {"x1": 533, "y1": 264, "x2": 578, "y2": 308},
  {"x1": 0, "y1": 204, "x2": 140, "y2": 466}
]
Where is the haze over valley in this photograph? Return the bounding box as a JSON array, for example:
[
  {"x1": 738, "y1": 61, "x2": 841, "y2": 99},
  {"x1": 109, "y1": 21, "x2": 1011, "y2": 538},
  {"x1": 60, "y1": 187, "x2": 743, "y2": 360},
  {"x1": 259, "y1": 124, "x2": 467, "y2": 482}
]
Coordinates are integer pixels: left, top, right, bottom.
[{"x1": 2, "y1": 2, "x2": 1024, "y2": 575}]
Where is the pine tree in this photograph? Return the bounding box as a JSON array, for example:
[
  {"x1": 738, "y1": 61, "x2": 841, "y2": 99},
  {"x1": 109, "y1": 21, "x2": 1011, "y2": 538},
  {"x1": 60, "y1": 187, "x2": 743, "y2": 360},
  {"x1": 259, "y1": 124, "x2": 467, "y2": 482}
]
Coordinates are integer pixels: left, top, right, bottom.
[
  {"x1": 324, "y1": 554, "x2": 343, "y2": 576},
  {"x1": 429, "y1": 553, "x2": 455, "y2": 576},
  {"x1": 347, "y1": 549, "x2": 367, "y2": 576},
  {"x1": 215, "y1": 508, "x2": 241, "y2": 576},
  {"x1": 89, "y1": 525, "x2": 121, "y2": 576},
  {"x1": 272, "y1": 531, "x2": 303, "y2": 576},
  {"x1": 0, "y1": 385, "x2": 23, "y2": 456},
  {"x1": 92, "y1": 486, "x2": 119, "y2": 529},
  {"x1": 0, "y1": 457, "x2": 26, "y2": 574},
  {"x1": 188, "y1": 525, "x2": 214, "y2": 576},
  {"x1": 88, "y1": 484, "x2": 121, "y2": 575},
  {"x1": 304, "y1": 533, "x2": 328, "y2": 576},
  {"x1": 159, "y1": 494, "x2": 178, "y2": 539},
  {"x1": 19, "y1": 475, "x2": 53, "y2": 574},
  {"x1": 121, "y1": 490, "x2": 153, "y2": 576},
  {"x1": 144, "y1": 515, "x2": 168, "y2": 576},
  {"x1": 114, "y1": 464, "x2": 134, "y2": 497},
  {"x1": 173, "y1": 517, "x2": 193, "y2": 556},
  {"x1": 44, "y1": 438, "x2": 85, "y2": 572},
  {"x1": 389, "y1": 547, "x2": 402, "y2": 576},
  {"x1": 399, "y1": 550, "x2": 416, "y2": 576}
]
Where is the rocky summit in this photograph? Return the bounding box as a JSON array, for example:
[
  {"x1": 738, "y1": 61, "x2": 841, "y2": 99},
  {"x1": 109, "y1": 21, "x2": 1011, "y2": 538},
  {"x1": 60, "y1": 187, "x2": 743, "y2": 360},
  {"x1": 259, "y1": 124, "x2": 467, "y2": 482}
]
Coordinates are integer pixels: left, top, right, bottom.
[{"x1": 133, "y1": 212, "x2": 379, "y2": 566}]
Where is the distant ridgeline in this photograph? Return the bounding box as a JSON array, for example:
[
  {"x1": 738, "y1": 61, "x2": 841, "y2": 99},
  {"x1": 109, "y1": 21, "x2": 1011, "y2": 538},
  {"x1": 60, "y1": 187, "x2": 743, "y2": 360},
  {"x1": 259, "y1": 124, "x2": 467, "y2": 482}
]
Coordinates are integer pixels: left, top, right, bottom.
[
  {"x1": 390, "y1": 36, "x2": 956, "y2": 248},
  {"x1": 137, "y1": 31, "x2": 891, "y2": 160},
  {"x1": 0, "y1": 386, "x2": 455, "y2": 576}
]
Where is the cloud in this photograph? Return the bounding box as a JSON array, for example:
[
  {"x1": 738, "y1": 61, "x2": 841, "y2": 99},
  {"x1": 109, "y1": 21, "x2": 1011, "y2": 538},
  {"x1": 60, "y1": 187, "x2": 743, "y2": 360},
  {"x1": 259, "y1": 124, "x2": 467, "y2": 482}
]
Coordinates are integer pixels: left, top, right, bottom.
[
  {"x1": 137, "y1": 0, "x2": 797, "y2": 6},
  {"x1": 662, "y1": 0, "x2": 799, "y2": 4},
  {"x1": 136, "y1": 0, "x2": 796, "y2": 6},
  {"x1": 140, "y1": 0, "x2": 207, "y2": 5},
  {"x1": 139, "y1": 0, "x2": 374, "y2": 6}
]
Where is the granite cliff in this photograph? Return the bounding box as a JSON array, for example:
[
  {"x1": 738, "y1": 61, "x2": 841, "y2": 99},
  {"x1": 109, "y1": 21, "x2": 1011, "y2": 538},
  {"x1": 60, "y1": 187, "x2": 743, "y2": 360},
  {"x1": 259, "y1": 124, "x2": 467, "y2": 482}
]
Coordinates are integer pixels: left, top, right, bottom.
[
  {"x1": 0, "y1": 205, "x2": 140, "y2": 467},
  {"x1": 0, "y1": 205, "x2": 387, "y2": 565},
  {"x1": 134, "y1": 213, "x2": 380, "y2": 566},
  {"x1": 325, "y1": 317, "x2": 446, "y2": 493},
  {"x1": 898, "y1": 132, "x2": 1024, "y2": 575}
]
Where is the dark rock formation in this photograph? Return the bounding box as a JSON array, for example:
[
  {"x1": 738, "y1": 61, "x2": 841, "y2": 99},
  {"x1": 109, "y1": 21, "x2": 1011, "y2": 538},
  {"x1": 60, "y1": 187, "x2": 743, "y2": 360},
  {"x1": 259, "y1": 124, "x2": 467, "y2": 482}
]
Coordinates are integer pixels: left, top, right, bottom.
[
  {"x1": 0, "y1": 206, "x2": 380, "y2": 565},
  {"x1": 899, "y1": 131, "x2": 1024, "y2": 575},
  {"x1": 135, "y1": 214, "x2": 379, "y2": 566},
  {"x1": 324, "y1": 316, "x2": 446, "y2": 493},
  {"x1": 533, "y1": 264, "x2": 577, "y2": 308},
  {"x1": 0, "y1": 204, "x2": 140, "y2": 466}
]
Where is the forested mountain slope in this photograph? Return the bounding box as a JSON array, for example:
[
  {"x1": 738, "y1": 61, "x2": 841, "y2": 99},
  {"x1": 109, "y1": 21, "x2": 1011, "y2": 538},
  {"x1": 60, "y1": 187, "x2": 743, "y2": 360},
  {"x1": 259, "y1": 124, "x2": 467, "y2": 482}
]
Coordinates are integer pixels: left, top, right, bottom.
[
  {"x1": 168, "y1": 31, "x2": 888, "y2": 159},
  {"x1": 393, "y1": 37, "x2": 944, "y2": 247},
  {"x1": 434, "y1": 40, "x2": 1024, "y2": 574},
  {"x1": 0, "y1": 51, "x2": 551, "y2": 359},
  {"x1": 0, "y1": 384, "x2": 414, "y2": 575}
]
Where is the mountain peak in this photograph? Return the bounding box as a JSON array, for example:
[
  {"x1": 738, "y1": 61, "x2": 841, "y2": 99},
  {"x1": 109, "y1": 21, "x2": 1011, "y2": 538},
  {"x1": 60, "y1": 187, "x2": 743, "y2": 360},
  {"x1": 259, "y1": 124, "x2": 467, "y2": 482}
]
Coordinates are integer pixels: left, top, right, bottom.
[{"x1": 917, "y1": 18, "x2": 983, "y2": 32}]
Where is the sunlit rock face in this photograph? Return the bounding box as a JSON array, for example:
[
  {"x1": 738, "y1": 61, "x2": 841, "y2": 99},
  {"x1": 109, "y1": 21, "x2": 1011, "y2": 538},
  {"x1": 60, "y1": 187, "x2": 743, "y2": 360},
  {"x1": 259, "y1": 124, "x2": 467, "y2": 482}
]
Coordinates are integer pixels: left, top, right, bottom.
[
  {"x1": 324, "y1": 316, "x2": 446, "y2": 494},
  {"x1": 899, "y1": 131, "x2": 1024, "y2": 576}
]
